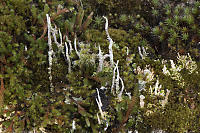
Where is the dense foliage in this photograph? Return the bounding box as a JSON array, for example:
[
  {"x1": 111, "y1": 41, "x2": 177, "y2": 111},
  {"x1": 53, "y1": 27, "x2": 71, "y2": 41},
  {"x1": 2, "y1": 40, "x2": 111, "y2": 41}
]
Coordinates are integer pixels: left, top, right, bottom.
[{"x1": 0, "y1": 0, "x2": 200, "y2": 132}]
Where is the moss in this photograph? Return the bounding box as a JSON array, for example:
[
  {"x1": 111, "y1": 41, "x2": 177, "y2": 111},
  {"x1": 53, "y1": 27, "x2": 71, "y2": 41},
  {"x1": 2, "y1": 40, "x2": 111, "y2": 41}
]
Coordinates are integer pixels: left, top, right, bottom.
[{"x1": 1, "y1": 0, "x2": 200, "y2": 132}]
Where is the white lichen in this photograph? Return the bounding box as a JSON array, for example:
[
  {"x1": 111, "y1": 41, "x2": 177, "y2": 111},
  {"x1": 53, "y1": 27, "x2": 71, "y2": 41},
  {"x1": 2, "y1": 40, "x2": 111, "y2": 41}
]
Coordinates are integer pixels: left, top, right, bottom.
[
  {"x1": 97, "y1": 45, "x2": 104, "y2": 72},
  {"x1": 162, "y1": 53, "x2": 197, "y2": 88},
  {"x1": 126, "y1": 47, "x2": 129, "y2": 55},
  {"x1": 136, "y1": 66, "x2": 154, "y2": 91},
  {"x1": 74, "y1": 37, "x2": 80, "y2": 58},
  {"x1": 115, "y1": 61, "x2": 120, "y2": 93},
  {"x1": 51, "y1": 25, "x2": 64, "y2": 54},
  {"x1": 177, "y1": 53, "x2": 197, "y2": 74},
  {"x1": 103, "y1": 16, "x2": 114, "y2": 67},
  {"x1": 140, "y1": 95, "x2": 145, "y2": 108},
  {"x1": 138, "y1": 46, "x2": 147, "y2": 59},
  {"x1": 96, "y1": 88, "x2": 106, "y2": 120},
  {"x1": 65, "y1": 36, "x2": 73, "y2": 53},
  {"x1": 117, "y1": 77, "x2": 125, "y2": 101},
  {"x1": 161, "y1": 89, "x2": 170, "y2": 107},
  {"x1": 111, "y1": 60, "x2": 125, "y2": 100},
  {"x1": 162, "y1": 64, "x2": 170, "y2": 75},
  {"x1": 97, "y1": 113, "x2": 101, "y2": 124},
  {"x1": 72, "y1": 120, "x2": 76, "y2": 131},
  {"x1": 46, "y1": 14, "x2": 54, "y2": 91},
  {"x1": 111, "y1": 61, "x2": 118, "y2": 93},
  {"x1": 65, "y1": 42, "x2": 71, "y2": 73}
]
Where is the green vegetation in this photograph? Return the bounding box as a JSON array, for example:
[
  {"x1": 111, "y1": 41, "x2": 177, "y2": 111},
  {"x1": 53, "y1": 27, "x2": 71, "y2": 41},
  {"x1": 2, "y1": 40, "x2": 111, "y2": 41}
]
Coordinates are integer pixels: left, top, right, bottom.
[{"x1": 0, "y1": 0, "x2": 200, "y2": 132}]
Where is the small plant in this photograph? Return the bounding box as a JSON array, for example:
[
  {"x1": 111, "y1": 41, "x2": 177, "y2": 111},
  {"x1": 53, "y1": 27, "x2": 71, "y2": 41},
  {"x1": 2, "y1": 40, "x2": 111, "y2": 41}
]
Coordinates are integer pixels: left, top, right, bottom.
[
  {"x1": 93, "y1": 16, "x2": 104, "y2": 29},
  {"x1": 119, "y1": 14, "x2": 128, "y2": 22}
]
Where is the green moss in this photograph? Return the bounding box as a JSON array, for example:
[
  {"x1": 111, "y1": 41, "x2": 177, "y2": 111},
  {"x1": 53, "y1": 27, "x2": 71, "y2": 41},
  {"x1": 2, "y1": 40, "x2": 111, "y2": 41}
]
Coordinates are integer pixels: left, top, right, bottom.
[{"x1": 1, "y1": 0, "x2": 200, "y2": 132}]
